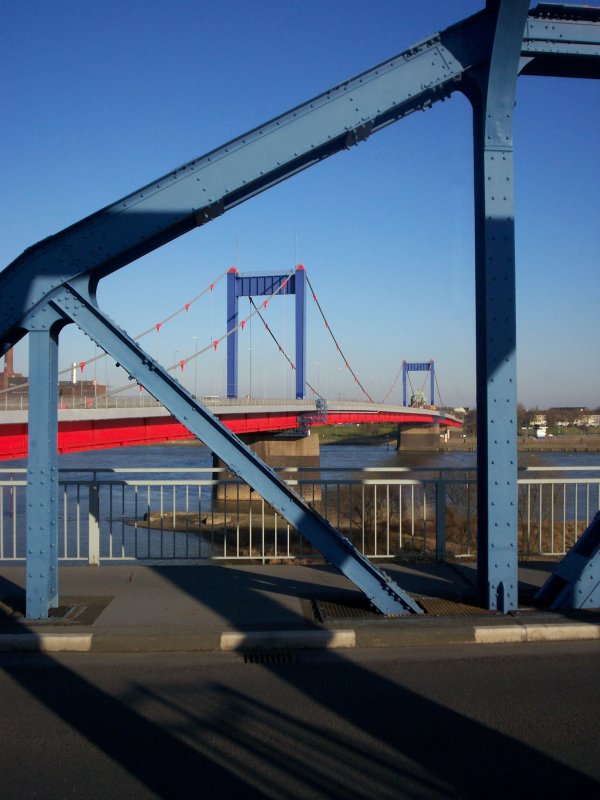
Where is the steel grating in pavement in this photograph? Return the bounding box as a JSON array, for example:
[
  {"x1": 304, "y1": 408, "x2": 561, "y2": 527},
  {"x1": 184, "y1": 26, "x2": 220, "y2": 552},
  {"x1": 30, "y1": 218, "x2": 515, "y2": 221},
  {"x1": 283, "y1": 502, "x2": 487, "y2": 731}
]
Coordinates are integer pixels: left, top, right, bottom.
[
  {"x1": 313, "y1": 595, "x2": 492, "y2": 622},
  {"x1": 415, "y1": 597, "x2": 493, "y2": 617}
]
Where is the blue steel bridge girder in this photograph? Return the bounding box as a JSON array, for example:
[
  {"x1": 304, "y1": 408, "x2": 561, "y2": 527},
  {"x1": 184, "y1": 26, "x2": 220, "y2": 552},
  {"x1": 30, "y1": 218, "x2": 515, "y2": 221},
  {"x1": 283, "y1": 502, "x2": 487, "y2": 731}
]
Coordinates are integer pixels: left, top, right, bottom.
[
  {"x1": 22, "y1": 311, "x2": 67, "y2": 618},
  {"x1": 536, "y1": 512, "x2": 600, "y2": 610},
  {"x1": 226, "y1": 267, "x2": 306, "y2": 399},
  {"x1": 4, "y1": 6, "x2": 600, "y2": 358},
  {"x1": 463, "y1": 0, "x2": 531, "y2": 613},
  {"x1": 1, "y1": 4, "x2": 599, "y2": 617},
  {"x1": 43, "y1": 279, "x2": 423, "y2": 617},
  {"x1": 26, "y1": 328, "x2": 60, "y2": 618}
]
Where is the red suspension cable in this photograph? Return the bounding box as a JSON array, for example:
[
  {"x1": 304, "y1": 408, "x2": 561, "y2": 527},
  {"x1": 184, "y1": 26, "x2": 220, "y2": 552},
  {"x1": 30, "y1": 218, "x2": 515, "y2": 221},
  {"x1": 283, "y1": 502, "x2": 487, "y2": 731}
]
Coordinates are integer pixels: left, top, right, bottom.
[
  {"x1": 248, "y1": 296, "x2": 321, "y2": 398},
  {"x1": 305, "y1": 275, "x2": 374, "y2": 403}
]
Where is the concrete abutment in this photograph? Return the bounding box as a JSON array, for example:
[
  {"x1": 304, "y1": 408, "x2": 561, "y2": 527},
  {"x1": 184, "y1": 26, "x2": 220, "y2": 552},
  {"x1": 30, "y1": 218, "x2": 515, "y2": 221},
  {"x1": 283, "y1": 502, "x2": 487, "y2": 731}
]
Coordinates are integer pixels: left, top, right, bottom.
[
  {"x1": 396, "y1": 423, "x2": 440, "y2": 451},
  {"x1": 213, "y1": 432, "x2": 321, "y2": 502}
]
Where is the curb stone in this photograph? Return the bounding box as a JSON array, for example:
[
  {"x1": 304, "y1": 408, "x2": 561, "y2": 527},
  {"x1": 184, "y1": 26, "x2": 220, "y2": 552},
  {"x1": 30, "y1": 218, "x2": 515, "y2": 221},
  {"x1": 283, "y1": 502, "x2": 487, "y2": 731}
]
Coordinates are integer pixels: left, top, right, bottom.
[
  {"x1": 2, "y1": 621, "x2": 600, "y2": 654},
  {"x1": 220, "y1": 629, "x2": 356, "y2": 651},
  {"x1": 0, "y1": 633, "x2": 93, "y2": 652},
  {"x1": 474, "y1": 622, "x2": 600, "y2": 644}
]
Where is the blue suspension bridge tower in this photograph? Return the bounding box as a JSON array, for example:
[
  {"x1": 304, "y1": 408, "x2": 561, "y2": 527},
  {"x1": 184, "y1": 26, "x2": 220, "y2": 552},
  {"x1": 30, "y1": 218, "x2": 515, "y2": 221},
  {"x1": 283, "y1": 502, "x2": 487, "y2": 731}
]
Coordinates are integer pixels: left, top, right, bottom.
[
  {"x1": 226, "y1": 267, "x2": 306, "y2": 399},
  {"x1": 402, "y1": 360, "x2": 435, "y2": 407}
]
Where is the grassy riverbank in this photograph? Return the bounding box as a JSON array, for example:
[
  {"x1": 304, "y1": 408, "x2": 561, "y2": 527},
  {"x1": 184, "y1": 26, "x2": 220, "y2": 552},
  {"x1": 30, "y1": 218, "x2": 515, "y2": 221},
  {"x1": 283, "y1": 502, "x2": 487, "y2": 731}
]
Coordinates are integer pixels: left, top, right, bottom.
[
  {"x1": 157, "y1": 424, "x2": 600, "y2": 452},
  {"x1": 316, "y1": 423, "x2": 397, "y2": 445},
  {"x1": 315, "y1": 423, "x2": 600, "y2": 452}
]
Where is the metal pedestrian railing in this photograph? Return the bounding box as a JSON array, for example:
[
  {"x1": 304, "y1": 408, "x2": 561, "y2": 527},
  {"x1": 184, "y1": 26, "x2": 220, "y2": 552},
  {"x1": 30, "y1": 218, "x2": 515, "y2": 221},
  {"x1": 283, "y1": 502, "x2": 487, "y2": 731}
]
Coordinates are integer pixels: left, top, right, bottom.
[
  {"x1": 1, "y1": 466, "x2": 599, "y2": 564},
  {"x1": 0, "y1": 395, "x2": 327, "y2": 411}
]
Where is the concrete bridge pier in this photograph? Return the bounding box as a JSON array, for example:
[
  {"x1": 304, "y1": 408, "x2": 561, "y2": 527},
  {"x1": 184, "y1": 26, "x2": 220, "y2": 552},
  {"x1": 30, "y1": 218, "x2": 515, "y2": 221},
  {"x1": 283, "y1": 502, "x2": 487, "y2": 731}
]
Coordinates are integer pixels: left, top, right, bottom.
[
  {"x1": 396, "y1": 423, "x2": 440, "y2": 451},
  {"x1": 213, "y1": 431, "x2": 321, "y2": 503}
]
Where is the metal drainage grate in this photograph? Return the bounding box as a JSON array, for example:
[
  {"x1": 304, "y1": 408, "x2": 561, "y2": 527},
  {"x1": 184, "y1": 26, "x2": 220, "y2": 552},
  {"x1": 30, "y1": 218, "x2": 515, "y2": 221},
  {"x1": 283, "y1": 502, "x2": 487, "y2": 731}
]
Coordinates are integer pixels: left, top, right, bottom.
[
  {"x1": 243, "y1": 651, "x2": 296, "y2": 665},
  {"x1": 314, "y1": 595, "x2": 490, "y2": 620},
  {"x1": 415, "y1": 597, "x2": 491, "y2": 617},
  {"x1": 313, "y1": 597, "x2": 382, "y2": 622}
]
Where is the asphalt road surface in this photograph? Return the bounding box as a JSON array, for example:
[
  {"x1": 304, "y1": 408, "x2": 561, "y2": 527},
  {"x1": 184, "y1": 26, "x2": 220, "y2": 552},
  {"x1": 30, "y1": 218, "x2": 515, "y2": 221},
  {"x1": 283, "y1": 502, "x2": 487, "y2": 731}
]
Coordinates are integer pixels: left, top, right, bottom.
[{"x1": 1, "y1": 641, "x2": 599, "y2": 799}]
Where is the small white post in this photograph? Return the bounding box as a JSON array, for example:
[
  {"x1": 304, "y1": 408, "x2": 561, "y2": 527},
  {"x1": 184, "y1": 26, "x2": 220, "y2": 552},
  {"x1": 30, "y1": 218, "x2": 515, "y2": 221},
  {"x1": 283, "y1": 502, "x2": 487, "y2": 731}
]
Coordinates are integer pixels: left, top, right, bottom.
[{"x1": 88, "y1": 483, "x2": 100, "y2": 565}]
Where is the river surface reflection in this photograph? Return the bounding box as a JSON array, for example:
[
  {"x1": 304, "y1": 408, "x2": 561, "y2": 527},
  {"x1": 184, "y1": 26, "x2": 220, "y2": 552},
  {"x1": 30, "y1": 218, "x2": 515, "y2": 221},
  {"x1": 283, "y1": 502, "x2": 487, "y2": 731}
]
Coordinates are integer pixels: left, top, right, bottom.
[
  {"x1": 1, "y1": 443, "x2": 597, "y2": 561},
  {"x1": 1, "y1": 442, "x2": 599, "y2": 474}
]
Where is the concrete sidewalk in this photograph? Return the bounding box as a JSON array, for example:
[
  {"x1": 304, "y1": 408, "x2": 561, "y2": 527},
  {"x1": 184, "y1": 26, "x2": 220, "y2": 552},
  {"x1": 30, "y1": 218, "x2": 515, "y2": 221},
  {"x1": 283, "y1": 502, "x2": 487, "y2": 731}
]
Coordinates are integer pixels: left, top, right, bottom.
[{"x1": 1, "y1": 560, "x2": 599, "y2": 652}]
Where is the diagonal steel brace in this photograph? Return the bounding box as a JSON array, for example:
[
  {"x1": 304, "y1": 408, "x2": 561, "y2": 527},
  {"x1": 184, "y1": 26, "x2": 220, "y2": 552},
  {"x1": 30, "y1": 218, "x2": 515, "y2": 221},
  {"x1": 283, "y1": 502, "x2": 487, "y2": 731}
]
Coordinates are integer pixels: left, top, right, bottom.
[{"x1": 50, "y1": 282, "x2": 422, "y2": 616}]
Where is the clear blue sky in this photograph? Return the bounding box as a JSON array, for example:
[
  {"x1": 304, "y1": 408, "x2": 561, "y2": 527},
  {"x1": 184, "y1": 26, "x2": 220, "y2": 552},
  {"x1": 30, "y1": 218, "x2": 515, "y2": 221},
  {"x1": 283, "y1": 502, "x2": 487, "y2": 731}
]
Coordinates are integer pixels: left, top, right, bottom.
[{"x1": 2, "y1": 1, "x2": 599, "y2": 408}]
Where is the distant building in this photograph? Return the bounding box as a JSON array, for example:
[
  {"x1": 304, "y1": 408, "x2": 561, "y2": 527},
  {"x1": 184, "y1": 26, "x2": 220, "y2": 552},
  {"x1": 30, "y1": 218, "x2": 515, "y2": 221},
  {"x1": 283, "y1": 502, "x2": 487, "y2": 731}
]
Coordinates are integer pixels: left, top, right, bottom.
[
  {"x1": 58, "y1": 380, "x2": 107, "y2": 405},
  {"x1": 529, "y1": 414, "x2": 547, "y2": 427},
  {"x1": 1, "y1": 350, "x2": 106, "y2": 405},
  {"x1": 0, "y1": 348, "x2": 26, "y2": 395},
  {"x1": 576, "y1": 414, "x2": 600, "y2": 428}
]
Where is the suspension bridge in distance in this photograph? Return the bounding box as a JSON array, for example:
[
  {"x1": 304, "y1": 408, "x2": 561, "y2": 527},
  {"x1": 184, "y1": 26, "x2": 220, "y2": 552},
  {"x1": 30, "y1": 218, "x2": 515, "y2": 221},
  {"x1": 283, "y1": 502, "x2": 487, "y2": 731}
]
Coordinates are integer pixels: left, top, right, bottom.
[
  {"x1": 0, "y1": 263, "x2": 458, "y2": 461},
  {"x1": 0, "y1": 397, "x2": 461, "y2": 460}
]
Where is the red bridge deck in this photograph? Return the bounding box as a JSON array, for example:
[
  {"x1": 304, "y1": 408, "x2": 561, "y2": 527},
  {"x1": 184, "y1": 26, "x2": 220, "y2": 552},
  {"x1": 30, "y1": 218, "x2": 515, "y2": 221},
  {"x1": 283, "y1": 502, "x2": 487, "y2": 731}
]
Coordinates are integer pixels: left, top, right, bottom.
[{"x1": 0, "y1": 402, "x2": 461, "y2": 460}]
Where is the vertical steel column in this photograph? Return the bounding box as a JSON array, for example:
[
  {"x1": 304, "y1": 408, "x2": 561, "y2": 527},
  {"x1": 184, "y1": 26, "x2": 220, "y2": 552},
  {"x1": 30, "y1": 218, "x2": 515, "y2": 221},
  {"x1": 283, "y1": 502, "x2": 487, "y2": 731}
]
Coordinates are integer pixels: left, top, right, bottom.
[
  {"x1": 226, "y1": 268, "x2": 239, "y2": 398},
  {"x1": 26, "y1": 325, "x2": 60, "y2": 618},
  {"x1": 469, "y1": 0, "x2": 529, "y2": 612},
  {"x1": 402, "y1": 361, "x2": 407, "y2": 406},
  {"x1": 294, "y1": 266, "x2": 306, "y2": 399}
]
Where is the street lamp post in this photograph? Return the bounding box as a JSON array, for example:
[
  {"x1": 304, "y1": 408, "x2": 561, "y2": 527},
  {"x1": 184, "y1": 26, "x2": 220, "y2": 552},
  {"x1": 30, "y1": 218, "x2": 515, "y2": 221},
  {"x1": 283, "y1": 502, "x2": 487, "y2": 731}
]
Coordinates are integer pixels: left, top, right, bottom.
[
  {"x1": 248, "y1": 347, "x2": 252, "y2": 398},
  {"x1": 192, "y1": 336, "x2": 198, "y2": 397},
  {"x1": 248, "y1": 300, "x2": 252, "y2": 399},
  {"x1": 94, "y1": 345, "x2": 98, "y2": 408}
]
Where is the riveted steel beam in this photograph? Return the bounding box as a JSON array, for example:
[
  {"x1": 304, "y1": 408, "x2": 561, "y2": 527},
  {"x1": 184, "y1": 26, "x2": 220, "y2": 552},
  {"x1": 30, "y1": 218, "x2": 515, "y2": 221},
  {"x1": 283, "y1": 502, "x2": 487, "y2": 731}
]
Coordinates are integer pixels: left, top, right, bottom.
[
  {"x1": 2, "y1": 7, "x2": 600, "y2": 363},
  {"x1": 536, "y1": 512, "x2": 600, "y2": 610},
  {"x1": 0, "y1": 10, "x2": 482, "y2": 355},
  {"x1": 23, "y1": 311, "x2": 66, "y2": 618},
  {"x1": 1, "y1": 4, "x2": 599, "y2": 618},
  {"x1": 46, "y1": 280, "x2": 423, "y2": 616},
  {"x1": 521, "y1": 4, "x2": 600, "y2": 78},
  {"x1": 466, "y1": 0, "x2": 531, "y2": 612}
]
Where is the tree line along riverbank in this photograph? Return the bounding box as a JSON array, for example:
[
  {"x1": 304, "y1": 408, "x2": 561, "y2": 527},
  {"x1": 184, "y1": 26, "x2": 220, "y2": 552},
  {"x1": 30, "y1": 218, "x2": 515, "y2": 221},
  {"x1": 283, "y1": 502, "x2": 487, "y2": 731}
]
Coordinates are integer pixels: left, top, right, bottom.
[{"x1": 315, "y1": 423, "x2": 600, "y2": 452}]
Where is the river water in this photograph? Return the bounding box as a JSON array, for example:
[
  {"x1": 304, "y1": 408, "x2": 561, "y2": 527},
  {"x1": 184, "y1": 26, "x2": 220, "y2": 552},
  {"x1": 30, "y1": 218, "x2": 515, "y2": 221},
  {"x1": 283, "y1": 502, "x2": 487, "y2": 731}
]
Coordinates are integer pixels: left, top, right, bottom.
[
  {"x1": 1, "y1": 441, "x2": 599, "y2": 473},
  {"x1": 1, "y1": 443, "x2": 598, "y2": 561}
]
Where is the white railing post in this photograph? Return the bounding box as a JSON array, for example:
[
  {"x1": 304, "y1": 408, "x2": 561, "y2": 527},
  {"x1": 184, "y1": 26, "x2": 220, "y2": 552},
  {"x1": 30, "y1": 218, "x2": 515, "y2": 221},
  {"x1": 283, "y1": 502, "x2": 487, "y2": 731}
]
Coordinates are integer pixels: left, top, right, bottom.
[
  {"x1": 436, "y1": 478, "x2": 447, "y2": 561},
  {"x1": 88, "y1": 482, "x2": 100, "y2": 565}
]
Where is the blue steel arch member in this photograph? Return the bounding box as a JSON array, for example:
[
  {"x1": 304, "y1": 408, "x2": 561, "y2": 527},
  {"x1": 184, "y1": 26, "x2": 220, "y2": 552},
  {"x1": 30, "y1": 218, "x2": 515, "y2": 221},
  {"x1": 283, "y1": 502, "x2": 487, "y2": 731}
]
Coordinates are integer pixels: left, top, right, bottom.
[{"x1": 1, "y1": 2, "x2": 598, "y2": 616}]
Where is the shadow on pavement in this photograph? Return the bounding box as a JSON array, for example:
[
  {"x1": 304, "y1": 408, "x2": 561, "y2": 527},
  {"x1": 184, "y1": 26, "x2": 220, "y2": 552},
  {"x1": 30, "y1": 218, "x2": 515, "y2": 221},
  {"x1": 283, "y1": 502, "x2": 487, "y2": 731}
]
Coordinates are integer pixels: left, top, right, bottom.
[
  {"x1": 149, "y1": 559, "x2": 479, "y2": 614},
  {"x1": 0, "y1": 575, "x2": 25, "y2": 626},
  {"x1": 1, "y1": 562, "x2": 599, "y2": 797},
  {"x1": 0, "y1": 650, "x2": 263, "y2": 798}
]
